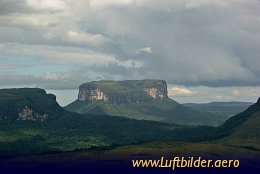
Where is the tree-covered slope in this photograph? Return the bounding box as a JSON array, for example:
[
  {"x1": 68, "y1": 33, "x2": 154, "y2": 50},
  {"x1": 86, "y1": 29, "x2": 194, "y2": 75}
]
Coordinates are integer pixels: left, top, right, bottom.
[
  {"x1": 66, "y1": 99, "x2": 224, "y2": 126},
  {"x1": 219, "y1": 98, "x2": 260, "y2": 150},
  {"x1": 0, "y1": 88, "x2": 62, "y2": 121},
  {"x1": 0, "y1": 88, "x2": 187, "y2": 155},
  {"x1": 1, "y1": 88, "x2": 259, "y2": 157}
]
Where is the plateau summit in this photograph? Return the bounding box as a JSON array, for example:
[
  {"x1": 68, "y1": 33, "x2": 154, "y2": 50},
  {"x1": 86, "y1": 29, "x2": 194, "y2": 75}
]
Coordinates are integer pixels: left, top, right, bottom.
[{"x1": 66, "y1": 79, "x2": 225, "y2": 126}]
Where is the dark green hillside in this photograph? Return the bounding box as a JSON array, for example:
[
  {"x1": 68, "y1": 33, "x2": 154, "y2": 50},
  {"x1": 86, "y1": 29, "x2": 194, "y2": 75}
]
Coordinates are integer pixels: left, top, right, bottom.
[
  {"x1": 67, "y1": 99, "x2": 223, "y2": 126},
  {"x1": 0, "y1": 113, "x2": 184, "y2": 155},
  {"x1": 219, "y1": 98, "x2": 260, "y2": 150},
  {"x1": 181, "y1": 97, "x2": 260, "y2": 150},
  {"x1": 0, "y1": 88, "x2": 188, "y2": 155},
  {"x1": 219, "y1": 99, "x2": 259, "y2": 135},
  {"x1": 0, "y1": 88, "x2": 259, "y2": 156},
  {"x1": 0, "y1": 88, "x2": 62, "y2": 121},
  {"x1": 101, "y1": 98, "x2": 260, "y2": 157}
]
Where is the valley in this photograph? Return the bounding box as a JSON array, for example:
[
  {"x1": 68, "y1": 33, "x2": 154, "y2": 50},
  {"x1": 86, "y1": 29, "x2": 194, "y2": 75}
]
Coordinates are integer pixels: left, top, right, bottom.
[{"x1": 0, "y1": 81, "x2": 259, "y2": 173}]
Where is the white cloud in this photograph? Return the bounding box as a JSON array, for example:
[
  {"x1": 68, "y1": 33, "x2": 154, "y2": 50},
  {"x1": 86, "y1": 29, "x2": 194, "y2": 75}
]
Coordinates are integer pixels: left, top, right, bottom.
[
  {"x1": 0, "y1": 0, "x2": 69, "y2": 28},
  {"x1": 89, "y1": 0, "x2": 142, "y2": 9},
  {"x1": 43, "y1": 71, "x2": 82, "y2": 82},
  {"x1": 45, "y1": 72, "x2": 59, "y2": 80},
  {"x1": 182, "y1": 0, "x2": 228, "y2": 9},
  {"x1": 43, "y1": 29, "x2": 110, "y2": 46},
  {"x1": 168, "y1": 87, "x2": 196, "y2": 97},
  {"x1": 168, "y1": 85, "x2": 260, "y2": 103},
  {"x1": 116, "y1": 59, "x2": 143, "y2": 69},
  {"x1": 43, "y1": 32, "x2": 55, "y2": 40},
  {"x1": 65, "y1": 30, "x2": 108, "y2": 46},
  {"x1": 138, "y1": 47, "x2": 152, "y2": 54},
  {"x1": 1, "y1": 0, "x2": 260, "y2": 92},
  {"x1": 0, "y1": 14, "x2": 59, "y2": 27},
  {"x1": 232, "y1": 89, "x2": 240, "y2": 96},
  {"x1": 215, "y1": 95, "x2": 233, "y2": 101},
  {"x1": 184, "y1": 0, "x2": 209, "y2": 9},
  {"x1": 0, "y1": 43, "x2": 143, "y2": 70},
  {"x1": 26, "y1": 0, "x2": 66, "y2": 11}
]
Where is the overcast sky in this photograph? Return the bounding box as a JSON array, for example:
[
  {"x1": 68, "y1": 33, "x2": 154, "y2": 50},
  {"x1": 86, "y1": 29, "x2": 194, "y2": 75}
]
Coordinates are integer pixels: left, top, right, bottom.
[{"x1": 1, "y1": 0, "x2": 260, "y2": 105}]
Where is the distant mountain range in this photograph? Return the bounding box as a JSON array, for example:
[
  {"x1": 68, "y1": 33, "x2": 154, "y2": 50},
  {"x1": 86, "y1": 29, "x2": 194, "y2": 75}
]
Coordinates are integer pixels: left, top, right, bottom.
[
  {"x1": 184, "y1": 101, "x2": 253, "y2": 118},
  {"x1": 65, "y1": 80, "x2": 225, "y2": 126}
]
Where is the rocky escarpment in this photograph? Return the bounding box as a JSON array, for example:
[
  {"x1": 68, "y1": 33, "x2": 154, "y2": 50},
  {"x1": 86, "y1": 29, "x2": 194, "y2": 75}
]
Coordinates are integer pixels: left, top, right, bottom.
[
  {"x1": 78, "y1": 80, "x2": 168, "y2": 104},
  {"x1": 18, "y1": 106, "x2": 48, "y2": 121},
  {"x1": 66, "y1": 80, "x2": 225, "y2": 126},
  {"x1": 0, "y1": 88, "x2": 61, "y2": 122}
]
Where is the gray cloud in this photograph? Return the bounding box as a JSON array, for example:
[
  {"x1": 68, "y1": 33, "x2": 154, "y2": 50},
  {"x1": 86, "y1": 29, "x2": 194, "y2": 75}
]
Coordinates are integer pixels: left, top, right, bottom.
[
  {"x1": 0, "y1": 0, "x2": 29, "y2": 15},
  {"x1": 0, "y1": 0, "x2": 260, "y2": 90}
]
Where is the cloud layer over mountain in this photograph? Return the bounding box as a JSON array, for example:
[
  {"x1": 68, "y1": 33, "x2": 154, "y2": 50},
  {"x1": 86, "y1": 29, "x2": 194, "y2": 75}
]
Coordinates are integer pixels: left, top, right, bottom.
[{"x1": 1, "y1": 0, "x2": 260, "y2": 92}]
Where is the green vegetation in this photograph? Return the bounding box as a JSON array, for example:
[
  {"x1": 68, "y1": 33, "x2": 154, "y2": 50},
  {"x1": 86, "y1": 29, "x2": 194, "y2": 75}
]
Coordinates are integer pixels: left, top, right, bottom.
[
  {"x1": 0, "y1": 88, "x2": 259, "y2": 157},
  {"x1": 0, "y1": 112, "x2": 186, "y2": 155},
  {"x1": 104, "y1": 141, "x2": 258, "y2": 157},
  {"x1": 101, "y1": 99, "x2": 260, "y2": 157},
  {"x1": 219, "y1": 101, "x2": 260, "y2": 150},
  {"x1": 0, "y1": 88, "x2": 186, "y2": 155},
  {"x1": 0, "y1": 88, "x2": 61, "y2": 121},
  {"x1": 66, "y1": 79, "x2": 224, "y2": 126},
  {"x1": 66, "y1": 99, "x2": 224, "y2": 126}
]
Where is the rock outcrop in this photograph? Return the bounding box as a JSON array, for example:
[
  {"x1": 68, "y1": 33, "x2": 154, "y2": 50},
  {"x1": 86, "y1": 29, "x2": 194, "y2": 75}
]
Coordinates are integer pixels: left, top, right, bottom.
[
  {"x1": 78, "y1": 79, "x2": 168, "y2": 104},
  {"x1": 0, "y1": 88, "x2": 62, "y2": 122},
  {"x1": 18, "y1": 106, "x2": 48, "y2": 121},
  {"x1": 143, "y1": 87, "x2": 167, "y2": 100},
  {"x1": 66, "y1": 80, "x2": 225, "y2": 126},
  {"x1": 78, "y1": 88, "x2": 108, "y2": 102}
]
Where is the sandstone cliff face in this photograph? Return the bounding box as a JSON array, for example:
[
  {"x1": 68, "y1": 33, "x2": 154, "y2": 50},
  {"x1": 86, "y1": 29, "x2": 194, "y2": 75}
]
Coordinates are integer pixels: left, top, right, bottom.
[
  {"x1": 78, "y1": 88, "x2": 107, "y2": 101},
  {"x1": 18, "y1": 106, "x2": 48, "y2": 122},
  {"x1": 78, "y1": 80, "x2": 168, "y2": 104},
  {"x1": 143, "y1": 86, "x2": 167, "y2": 100}
]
